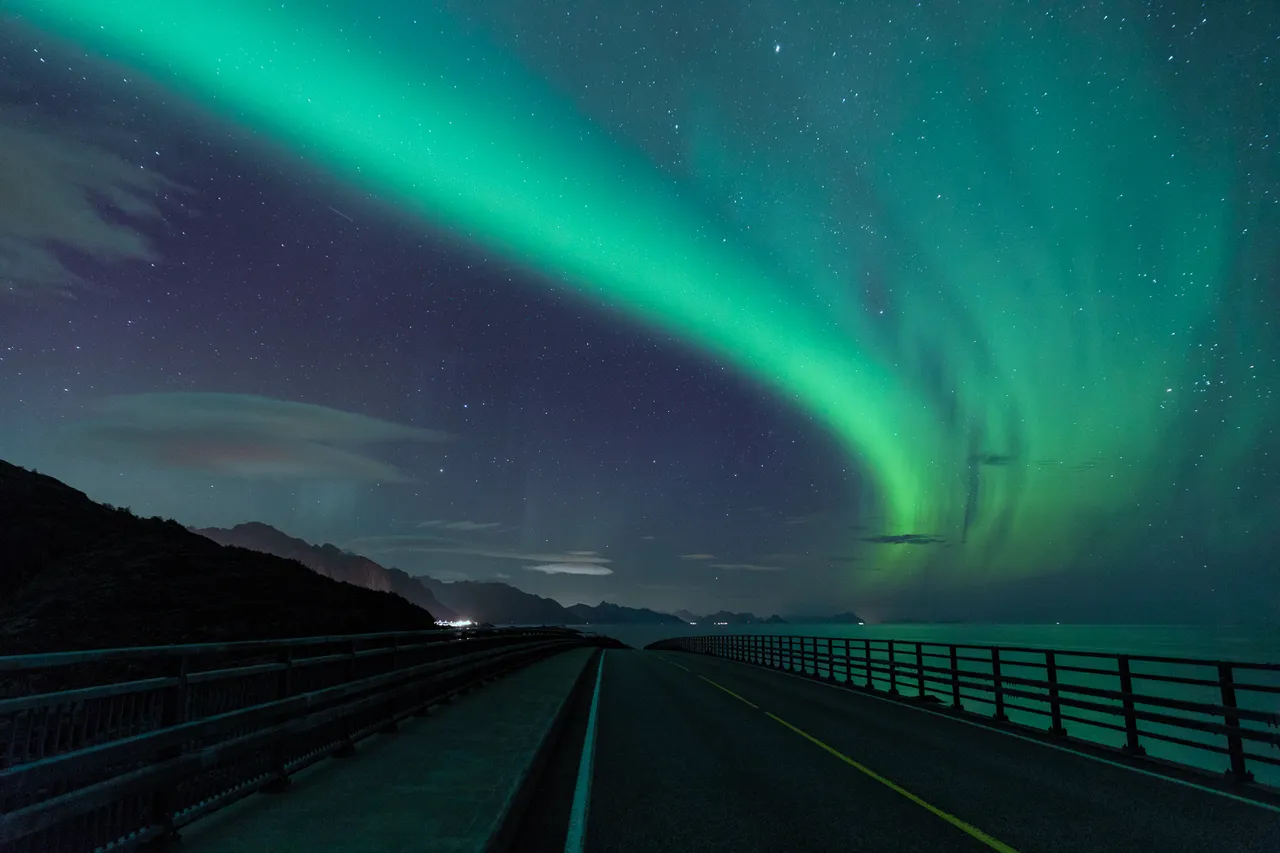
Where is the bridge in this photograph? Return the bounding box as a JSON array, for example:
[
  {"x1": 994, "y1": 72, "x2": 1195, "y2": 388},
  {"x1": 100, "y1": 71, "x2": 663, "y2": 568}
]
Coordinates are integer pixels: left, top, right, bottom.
[{"x1": 2, "y1": 629, "x2": 1278, "y2": 852}]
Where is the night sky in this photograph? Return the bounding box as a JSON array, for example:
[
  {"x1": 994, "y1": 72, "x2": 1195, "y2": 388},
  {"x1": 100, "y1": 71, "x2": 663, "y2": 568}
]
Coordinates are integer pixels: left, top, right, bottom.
[{"x1": 1, "y1": 1, "x2": 1276, "y2": 622}]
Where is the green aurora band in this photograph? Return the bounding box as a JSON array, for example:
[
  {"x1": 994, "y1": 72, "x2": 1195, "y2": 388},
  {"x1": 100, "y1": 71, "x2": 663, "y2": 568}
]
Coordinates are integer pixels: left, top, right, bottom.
[{"x1": 12, "y1": 1, "x2": 1273, "y2": 597}]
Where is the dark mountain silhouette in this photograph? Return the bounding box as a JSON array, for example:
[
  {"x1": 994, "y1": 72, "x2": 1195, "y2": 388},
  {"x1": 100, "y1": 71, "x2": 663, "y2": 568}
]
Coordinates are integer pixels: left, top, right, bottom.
[
  {"x1": 195, "y1": 522, "x2": 457, "y2": 622},
  {"x1": 565, "y1": 602, "x2": 683, "y2": 625},
  {"x1": 416, "y1": 577, "x2": 571, "y2": 625},
  {"x1": 816, "y1": 611, "x2": 865, "y2": 624},
  {"x1": 672, "y1": 610, "x2": 787, "y2": 625},
  {"x1": 702, "y1": 610, "x2": 768, "y2": 625},
  {"x1": 0, "y1": 461, "x2": 438, "y2": 654},
  {"x1": 420, "y1": 581, "x2": 682, "y2": 626},
  {"x1": 196, "y1": 523, "x2": 682, "y2": 626}
]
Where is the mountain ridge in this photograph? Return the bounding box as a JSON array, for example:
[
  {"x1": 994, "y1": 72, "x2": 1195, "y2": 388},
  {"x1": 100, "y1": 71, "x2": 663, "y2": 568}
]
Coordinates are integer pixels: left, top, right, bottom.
[
  {"x1": 0, "y1": 461, "x2": 438, "y2": 653},
  {"x1": 195, "y1": 522, "x2": 458, "y2": 622}
]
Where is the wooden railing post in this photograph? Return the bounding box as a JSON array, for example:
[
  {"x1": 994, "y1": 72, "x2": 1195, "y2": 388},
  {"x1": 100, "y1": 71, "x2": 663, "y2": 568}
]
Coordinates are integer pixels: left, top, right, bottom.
[
  {"x1": 1117, "y1": 656, "x2": 1144, "y2": 754},
  {"x1": 1046, "y1": 650, "x2": 1067, "y2": 737},
  {"x1": 1218, "y1": 663, "x2": 1253, "y2": 783},
  {"x1": 991, "y1": 648, "x2": 1008, "y2": 722}
]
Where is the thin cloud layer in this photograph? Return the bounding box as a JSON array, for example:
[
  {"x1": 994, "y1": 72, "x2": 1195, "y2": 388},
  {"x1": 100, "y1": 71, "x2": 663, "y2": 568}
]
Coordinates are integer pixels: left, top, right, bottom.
[
  {"x1": 62, "y1": 393, "x2": 448, "y2": 482},
  {"x1": 862, "y1": 534, "x2": 945, "y2": 546},
  {"x1": 417, "y1": 519, "x2": 504, "y2": 531},
  {"x1": 708, "y1": 562, "x2": 786, "y2": 572},
  {"x1": 0, "y1": 115, "x2": 176, "y2": 301},
  {"x1": 524, "y1": 563, "x2": 614, "y2": 576},
  {"x1": 679, "y1": 553, "x2": 717, "y2": 560},
  {"x1": 349, "y1": 535, "x2": 612, "y2": 566}
]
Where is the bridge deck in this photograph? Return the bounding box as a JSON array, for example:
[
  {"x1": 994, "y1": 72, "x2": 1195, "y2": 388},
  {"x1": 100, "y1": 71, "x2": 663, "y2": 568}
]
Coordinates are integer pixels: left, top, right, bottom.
[
  {"x1": 587, "y1": 650, "x2": 1280, "y2": 853},
  {"x1": 179, "y1": 647, "x2": 594, "y2": 853}
]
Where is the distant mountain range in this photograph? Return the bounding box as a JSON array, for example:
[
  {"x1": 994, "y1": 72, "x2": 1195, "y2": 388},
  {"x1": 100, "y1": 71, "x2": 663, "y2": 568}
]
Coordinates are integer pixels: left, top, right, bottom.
[
  {"x1": 0, "y1": 459, "x2": 865, "y2": 655},
  {"x1": 672, "y1": 610, "x2": 864, "y2": 625},
  {"x1": 196, "y1": 523, "x2": 684, "y2": 627},
  {"x1": 196, "y1": 522, "x2": 459, "y2": 621},
  {"x1": 0, "y1": 461, "x2": 438, "y2": 653},
  {"x1": 567, "y1": 602, "x2": 684, "y2": 625},
  {"x1": 674, "y1": 610, "x2": 787, "y2": 625}
]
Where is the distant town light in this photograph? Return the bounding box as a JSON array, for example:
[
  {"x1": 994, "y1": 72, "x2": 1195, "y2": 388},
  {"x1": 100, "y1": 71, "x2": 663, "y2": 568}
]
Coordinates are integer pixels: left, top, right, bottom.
[{"x1": 436, "y1": 619, "x2": 474, "y2": 627}]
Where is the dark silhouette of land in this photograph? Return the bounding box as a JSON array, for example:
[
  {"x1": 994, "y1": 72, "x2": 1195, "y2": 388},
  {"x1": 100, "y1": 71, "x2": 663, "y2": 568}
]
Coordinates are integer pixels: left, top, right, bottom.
[
  {"x1": 196, "y1": 522, "x2": 458, "y2": 621},
  {"x1": 0, "y1": 461, "x2": 438, "y2": 654}
]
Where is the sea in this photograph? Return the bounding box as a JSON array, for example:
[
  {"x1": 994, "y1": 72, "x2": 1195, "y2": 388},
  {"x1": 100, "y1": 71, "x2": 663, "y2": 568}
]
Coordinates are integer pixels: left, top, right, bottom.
[{"x1": 585, "y1": 623, "x2": 1280, "y2": 788}]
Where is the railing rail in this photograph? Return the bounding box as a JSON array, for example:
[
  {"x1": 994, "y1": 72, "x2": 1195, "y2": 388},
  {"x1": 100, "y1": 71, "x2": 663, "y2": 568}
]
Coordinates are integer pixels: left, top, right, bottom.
[
  {"x1": 0, "y1": 627, "x2": 586, "y2": 852},
  {"x1": 649, "y1": 634, "x2": 1280, "y2": 786}
]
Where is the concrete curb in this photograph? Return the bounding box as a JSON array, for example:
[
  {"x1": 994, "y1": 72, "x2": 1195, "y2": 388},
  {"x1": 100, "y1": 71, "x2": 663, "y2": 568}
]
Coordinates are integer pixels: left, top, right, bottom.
[{"x1": 483, "y1": 647, "x2": 601, "y2": 853}]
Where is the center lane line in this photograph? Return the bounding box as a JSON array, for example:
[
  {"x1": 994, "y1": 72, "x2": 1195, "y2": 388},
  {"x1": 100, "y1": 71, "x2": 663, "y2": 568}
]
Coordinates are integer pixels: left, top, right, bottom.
[{"x1": 655, "y1": 653, "x2": 1021, "y2": 853}]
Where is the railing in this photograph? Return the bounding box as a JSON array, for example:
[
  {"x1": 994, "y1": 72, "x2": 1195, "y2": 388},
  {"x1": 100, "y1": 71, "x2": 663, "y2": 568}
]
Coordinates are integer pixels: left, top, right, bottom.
[
  {"x1": 0, "y1": 627, "x2": 588, "y2": 853},
  {"x1": 649, "y1": 634, "x2": 1280, "y2": 787}
]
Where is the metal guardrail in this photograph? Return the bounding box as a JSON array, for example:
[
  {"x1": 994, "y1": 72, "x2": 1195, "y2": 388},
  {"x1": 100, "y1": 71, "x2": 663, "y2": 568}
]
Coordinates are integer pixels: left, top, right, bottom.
[
  {"x1": 0, "y1": 627, "x2": 588, "y2": 852},
  {"x1": 649, "y1": 634, "x2": 1280, "y2": 786}
]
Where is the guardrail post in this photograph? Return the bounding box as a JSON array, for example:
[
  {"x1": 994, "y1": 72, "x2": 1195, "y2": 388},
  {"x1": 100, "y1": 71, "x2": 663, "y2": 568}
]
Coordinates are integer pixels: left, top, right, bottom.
[
  {"x1": 864, "y1": 639, "x2": 873, "y2": 689},
  {"x1": 264, "y1": 648, "x2": 295, "y2": 792},
  {"x1": 1218, "y1": 663, "x2": 1253, "y2": 783},
  {"x1": 949, "y1": 645, "x2": 962, "y2": 709},
  {"x1": 841, "y1": 638, "x2": 852, "y2": 685},
  {"x1": 888, "y1": 640, "x2": 898, "y2": 695},
  {"x1": 334, "y1": 639, "x2": 359, "y2": 758},
  {"x1": 379, "y1": 636, "x2": 401, "y2": 734},
  {"x1": 1045, "y1": 651, "x2": 1067, "y2": 737},
  {"x1": 147, "y1": 653, "x2": 190, "y2": 848},
  {"x1": 915, "y1": 642, "x2": 926, "y2": 699},
  {"x1": 991, "y1": 648, "x2": 1008, "y2": 722},
  {"x1": 1117, "y1": 656, "x2": 1145, "y2": 755},
  {"x1": 826, "y1": 638, "x2": 836, "y2": 681}
]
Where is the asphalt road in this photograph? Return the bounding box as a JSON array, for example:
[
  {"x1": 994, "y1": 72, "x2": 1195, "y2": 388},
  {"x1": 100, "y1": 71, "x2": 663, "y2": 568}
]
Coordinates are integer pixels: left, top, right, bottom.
[{"x1": 584, "y1": 649, "x2": 1280, "y2": 853}]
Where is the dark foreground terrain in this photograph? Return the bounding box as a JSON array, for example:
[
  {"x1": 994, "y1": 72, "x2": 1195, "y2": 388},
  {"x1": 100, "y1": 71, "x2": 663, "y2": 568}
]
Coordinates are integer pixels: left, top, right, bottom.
[{"x1": 0, "y1": 460, "x2": 438, "y2": 654}]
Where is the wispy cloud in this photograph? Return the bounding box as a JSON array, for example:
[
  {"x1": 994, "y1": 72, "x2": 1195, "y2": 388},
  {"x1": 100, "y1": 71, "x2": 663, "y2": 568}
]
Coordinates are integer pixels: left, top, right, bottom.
[
  {"x1": 417, "y1": 519, "x2": 503, "y2": 532},
  {"x1": 708, "y1": 563, "x2": 786, "y2": 572},
  {"x1": 349, "y1": 535, "x2": 611, "y2": 566},
  {"x1": 679, "y1": 553, "x2": 717, "y2": 560},
  {"x1": 62, "y1": 393, "x2": 449, "y2": 482},
  {"x1": 0, "y1": 113, "x2": 180, "y2": 301},
  {"x1": 524, "y1": 563, "x2": 614, "y2": 576},
  {"x1": 862, "y1": 534, "x2": 945, "y2": 545}
]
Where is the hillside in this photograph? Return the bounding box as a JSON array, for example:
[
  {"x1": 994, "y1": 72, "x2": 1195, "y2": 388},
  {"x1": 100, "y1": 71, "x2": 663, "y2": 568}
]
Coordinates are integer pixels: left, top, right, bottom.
[
  {"x1": 196, "y1": 522, "x2": 457, "y2": 621},
  {"x1": 417, "y1": 577, "x2": 572, "y2": 625},
  {"x1": 0, "y1": 461, "x2": 438, "y2": 653}
]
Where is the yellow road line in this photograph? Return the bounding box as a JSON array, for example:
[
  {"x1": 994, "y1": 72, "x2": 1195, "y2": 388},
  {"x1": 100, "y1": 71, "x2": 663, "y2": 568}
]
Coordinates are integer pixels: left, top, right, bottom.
[
  {"x1": 765, "y1": 711, "x2": 1021, "y2": 853},
  {"x1": 658, "y1": 654, "x2": 1019, "y2": 853},
  {"x1": 658, "y1": 656, "x2": 759, "y2": 707},
  {"x1": 697, "y1": 674, "x2": 759, "y2": 708}
]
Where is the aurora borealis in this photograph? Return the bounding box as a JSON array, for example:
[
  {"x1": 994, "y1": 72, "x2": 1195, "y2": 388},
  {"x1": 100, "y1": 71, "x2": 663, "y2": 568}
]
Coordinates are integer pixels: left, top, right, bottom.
[{"x1": 1, "y1": 1, "x2": 1276, "y2": 620}]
